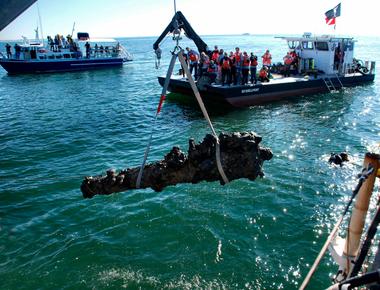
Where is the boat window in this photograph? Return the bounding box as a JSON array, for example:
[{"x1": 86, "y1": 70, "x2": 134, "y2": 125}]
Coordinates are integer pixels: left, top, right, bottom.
[
  {"x1": 71, "y1": 53, "x2": 77, "y2": 58},
  {"x1": 55, "y1": 54, "x2": 62, "y2": 59},
  {"x1": 288, "y1": 40, "x2": 300, "y2": 49},
  {"x1": 48, "y1": 55, "x2": 55, "y2": 59},
  {"x1": 63, "y1": 54, "x2": 71, "y2": 59},
  {"x1": 39, "y1": 55, "x2": 47, "y2": 60},
  {"x1": 343, "y1": 40, "x2": 354, "y2": 51},
  {"x1": 315, "y1": 42, "x2": 328, "y2": 51},
  {"x1": 302, "y1": 41, "x2": 313, "y2": 50}
]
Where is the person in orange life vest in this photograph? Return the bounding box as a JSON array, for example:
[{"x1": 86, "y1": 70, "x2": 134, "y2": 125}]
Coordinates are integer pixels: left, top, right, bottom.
[
  {"x1": 186, "y1": 47, "x2": 199, "y2": 78},
  {"x1": 289, "y1": 49, "x2": 299, "y2": 73},
  {"x1": 220, "y1": 52, "x2": 232, "y2": 86},
  {"x1": 249, "y1": 52, "x2": 258, "y2": 84},
  {"x1": 241, "y1": 51, "x2": 250, "y2": 85},
  {"x1": 283, "y1": 52, "x2": 293, "y2": 77},
  {"x1": 290, "y1": 49, "x2": 298, "y2": 64},
  {"x1": 234, "y1": 47, "x2": 242, "y2": 84},
  {"x1": 229, "y1": 51, "x2": 237, "y2": 85},
  {"x1": 211, "y1": 45, "x2": 219, "y2": 62},
  {"x1": 258, "y1": 66, "x2": 270, "y2": 82},
  {"x1": 207, "y1": 60, "x2": 218, "y2": 83},
  {"x1": 261, "y1": 49, "x2": 272, "y2": 76},
  {"x1": 199, "y1": 52, "x2": 210, "y2": 78}
]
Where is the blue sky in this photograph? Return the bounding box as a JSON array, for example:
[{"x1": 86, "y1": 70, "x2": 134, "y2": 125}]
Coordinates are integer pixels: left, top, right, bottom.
[{"x1": 0, "y1": 0, "x2": 378, "y2": 40}]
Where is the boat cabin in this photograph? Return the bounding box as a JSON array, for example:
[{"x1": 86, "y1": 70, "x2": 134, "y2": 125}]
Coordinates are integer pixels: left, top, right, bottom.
[{"x1": 279, "y1": 33, "x2": 355, "y2": 75}]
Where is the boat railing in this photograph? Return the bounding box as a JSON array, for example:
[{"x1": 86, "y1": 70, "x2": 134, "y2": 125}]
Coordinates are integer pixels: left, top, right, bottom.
[
  {"x1": 88, "y1": 46, "x2": 131, "y2": 61},
  {"x1": 118, "y1": 45, "x2": 133, "y2": 62}
]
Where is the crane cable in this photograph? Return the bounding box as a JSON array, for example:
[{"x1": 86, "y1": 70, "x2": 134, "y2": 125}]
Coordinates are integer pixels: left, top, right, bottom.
[
  {"x1": 136, "y1": 1, "x2": 229, "y2": 188},
  {"x1": 136, "y1": 52, "x2": 177, "y2": 189},
  {"x1": 136, "y1": 50, "x2": 229, "y2": 188},
  {"x1": 177, "y1": 50, "x2": 229, "y2": 185}
]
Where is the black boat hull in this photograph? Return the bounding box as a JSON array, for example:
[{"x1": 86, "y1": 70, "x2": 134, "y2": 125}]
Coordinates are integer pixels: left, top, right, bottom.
[
  {"x1": 0, "y1": 58, "x2": 125, "y2": 74},
  {"x1": 158, "y1": 74, "x2": 375, "y2": 107}
]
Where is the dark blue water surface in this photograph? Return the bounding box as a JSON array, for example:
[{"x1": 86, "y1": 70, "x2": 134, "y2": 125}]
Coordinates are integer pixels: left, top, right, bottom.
[{"x1": 0, "y1": 35, "x2": 379, "y2": 289}]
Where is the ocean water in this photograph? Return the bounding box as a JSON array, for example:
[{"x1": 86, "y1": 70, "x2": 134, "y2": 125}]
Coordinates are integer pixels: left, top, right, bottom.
[{"x1": 0, "y1": 35, "x2": 379, "y2": 289}]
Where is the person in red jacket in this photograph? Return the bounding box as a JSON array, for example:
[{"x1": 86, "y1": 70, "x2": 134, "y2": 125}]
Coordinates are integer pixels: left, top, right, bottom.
[
  {"x1": 234, "y1": 47, "x2": 242, "y2": 84},
  {"x1": 249, "y1": 52, "x2": 258, "y2": 84},
  {"x1": 241, "y1": 51, "x2": 250, "y2": 85},
  {"x1": 229, "y1": 51, "x2": 237, "y2": 85},
  {"x1": 186, "y1": 47, "x2": 199, "y2": 78},
  {"x1": 259, "y1": 66, "x2": 270, "y2": 82},
  {"x1": 211, "y1": 45, "x2": 219, "y2": 62},
  {"x1": 261, "y1": 49, "x2": 272, "y2": 77},
  {"x1": 207, "y1": 60, "x2": 218, "y2": 83},
  {"x1": 220, "y1": 52, "x2": 232, "y2": 86},
  {"x1": 283, "y1": 52, "x2": 293, "y2": 77}
]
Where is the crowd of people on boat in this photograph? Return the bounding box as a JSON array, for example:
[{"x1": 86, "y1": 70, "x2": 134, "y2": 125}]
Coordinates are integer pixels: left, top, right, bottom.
[
  {"x1": 2, "y1": 36, "x2": 122, "y2": 60},
  {"x1": 43, "y1": 34, "x2": 121, "y2": 58},
  {"x1": 179, "y1": 45, "x2": 299, "y2": 85},
  {"x1": 46, "y1": 34, "x2": 78, "y2": 52}
]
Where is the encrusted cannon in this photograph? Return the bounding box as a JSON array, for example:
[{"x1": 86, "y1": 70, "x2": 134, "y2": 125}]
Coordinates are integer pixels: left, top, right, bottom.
[{"x1": 80, "y1": 132, "x2": 273, "y2": 198}]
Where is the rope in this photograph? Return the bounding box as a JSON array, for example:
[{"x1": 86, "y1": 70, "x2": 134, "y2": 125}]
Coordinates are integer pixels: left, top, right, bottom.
[
  {"x1": 299, "y1": 165, "x2": 374, "y2": 290},
  {"x1": 136, "y1": 46, "x2": 229, "y2": 188},
  {"x1": 135, "y1": 53, "x2": 177, "y2": 189},
  {"x1": 177, "y1": 50, "x2": 229, "y2": 184}
]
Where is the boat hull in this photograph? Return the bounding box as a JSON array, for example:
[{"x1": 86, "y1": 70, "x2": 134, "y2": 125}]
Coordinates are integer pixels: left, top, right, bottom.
[
  {"x1": 0, "y1": 58, "x2": 124, "y2": 74},
  {"x1": 158, "y1": 74, "x2": 375, "y2": 107}
]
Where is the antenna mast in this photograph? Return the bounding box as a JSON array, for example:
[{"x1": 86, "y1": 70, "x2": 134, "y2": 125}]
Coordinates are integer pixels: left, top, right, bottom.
[
  {"x1": 71, "y1": 22, "x2": 76, "y2": 38},
  {"x1": 36, "y1": 1, "x2": 44, "y2": 45}
]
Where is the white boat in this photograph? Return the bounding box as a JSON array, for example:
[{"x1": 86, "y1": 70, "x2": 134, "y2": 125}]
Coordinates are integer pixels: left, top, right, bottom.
[{"x1": 0, "y1": 32, "x2": 132, "y2": 74}]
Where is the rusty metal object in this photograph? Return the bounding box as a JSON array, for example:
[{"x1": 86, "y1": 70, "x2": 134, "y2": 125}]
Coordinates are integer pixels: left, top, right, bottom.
[{"x1": 81, "y1": 132, "x2": 272, "y2": 198}]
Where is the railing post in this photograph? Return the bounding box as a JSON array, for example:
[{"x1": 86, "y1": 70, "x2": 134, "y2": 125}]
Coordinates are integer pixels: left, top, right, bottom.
[{"x1": 343, "y1": 153, "x2": 380, "y2": 271}]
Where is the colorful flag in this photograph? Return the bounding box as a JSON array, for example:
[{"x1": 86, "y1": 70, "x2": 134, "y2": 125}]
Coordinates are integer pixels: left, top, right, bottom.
[{"x1": 325, "y1": 3, "x2": 341, "y2": 25}]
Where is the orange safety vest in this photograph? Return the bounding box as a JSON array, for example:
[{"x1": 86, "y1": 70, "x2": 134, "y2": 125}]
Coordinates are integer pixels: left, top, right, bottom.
[
  {"x1": 242, "y1": 56, "x2": 250, "y2": 67},
  {"x1": 250, "y1": 59, "x2": 258, "y2": 67},
  {"x1": 259, "y1": 69, "x2": 267, "y2": 78},
  {"x1": 262, "y1": 53, "x2": 272, "y2": 65},
  {"x1": 284, "y1": 55, "x2": 293, "y2": 65},
  {"x1": 234, "y1": 52, "x2": 241, "y2": 63},
  {"x1": 189, "y1": 53, "x2": 197, "y2": 62},
  {"x1": 222, "y1": 59, "x2": 231, "y2": 70},
  {"x1": 211, "y1": 51, "x2": 219, "y2": 61}
]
